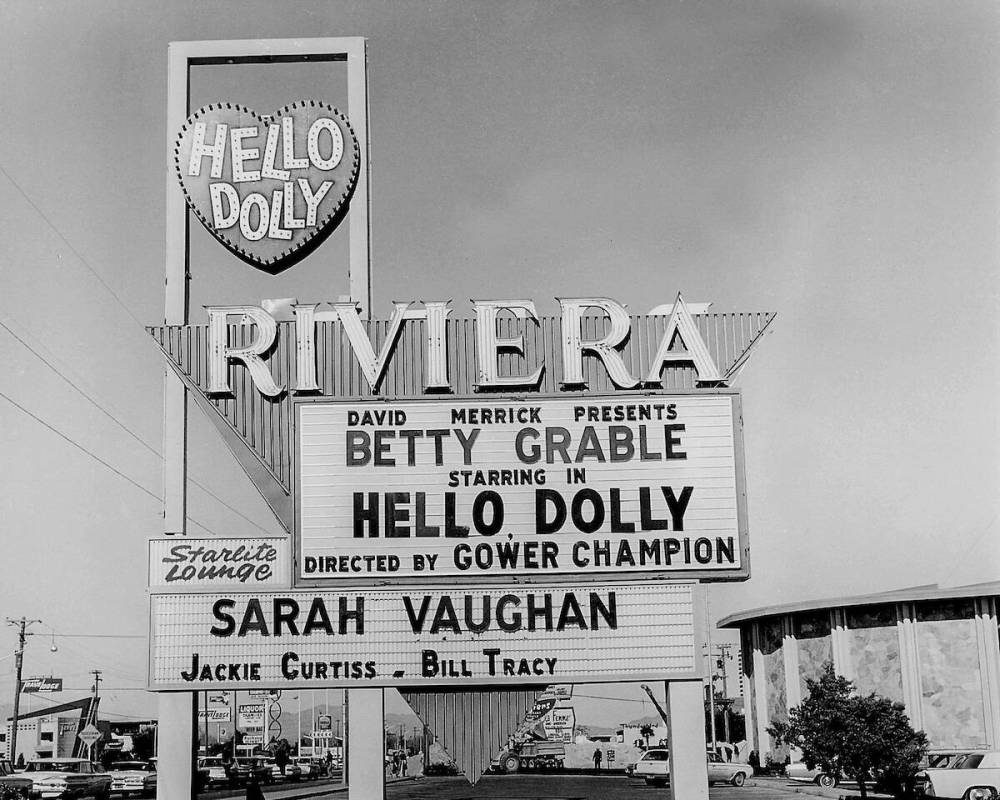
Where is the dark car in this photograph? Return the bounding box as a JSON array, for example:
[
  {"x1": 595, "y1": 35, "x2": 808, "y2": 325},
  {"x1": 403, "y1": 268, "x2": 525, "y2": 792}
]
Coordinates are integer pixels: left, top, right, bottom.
[
  {"x1": 228, "y1": 758, "x2": 272, "y2": 785},
  {"x1": 0, "y1": 760, "x2": 33, "y2": 797}
]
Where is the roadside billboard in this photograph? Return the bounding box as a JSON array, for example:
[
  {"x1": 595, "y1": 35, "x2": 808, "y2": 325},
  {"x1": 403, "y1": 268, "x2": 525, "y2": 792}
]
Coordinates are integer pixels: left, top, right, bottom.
[
  {"x1": 148, "y1": 582, "x2": 703, "y2": 690},
  {"x1": 21, "y1": 677, "x2": 63, "y2": 693},
  {"x1": 298, "y1": 394, "x2": 746, "y2": 584},
  {"x1": 237, "y1": 704, "x2": 265, "y2": 728}
]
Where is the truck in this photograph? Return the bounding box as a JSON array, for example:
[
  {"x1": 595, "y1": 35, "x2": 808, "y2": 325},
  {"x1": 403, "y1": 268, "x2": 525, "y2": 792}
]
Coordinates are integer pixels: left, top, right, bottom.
[{"x1": 491, "y1": 739, "x2": 566, "y2": 773}]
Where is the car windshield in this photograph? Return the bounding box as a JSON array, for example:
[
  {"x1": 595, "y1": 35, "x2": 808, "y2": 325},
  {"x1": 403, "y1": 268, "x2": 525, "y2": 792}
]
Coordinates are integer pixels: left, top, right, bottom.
[
  {"x1": 110, "y1": 763, "x2": 152, "y2": 772},
  {"x1": 26, "y1": 762, "x2": 82, "y2": 773}
]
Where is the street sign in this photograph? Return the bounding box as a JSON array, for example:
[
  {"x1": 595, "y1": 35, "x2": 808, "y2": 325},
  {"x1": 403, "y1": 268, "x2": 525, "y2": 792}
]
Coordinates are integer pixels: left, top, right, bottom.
[
  {"x1": 542, "y1": 707, "x2": 576, "y2": 743},
  {"x1": 198, "y1": 709, "x2": 231, "y2": 722},
  {"x1": 242, "y1": 734, "x2": 264, "y2": 746},
  {"x1": 238, "y1": 704, "x2": 265, "y2": 727},
  {"x1": 317, "y1": 714, "x2": 332, "y2": 731},
  {"x1": 78, "y1": 725, "x2": 101, "y2": 746},
  {"x1": 21, "y1": 677, "x2": 63, "y2": 693}
]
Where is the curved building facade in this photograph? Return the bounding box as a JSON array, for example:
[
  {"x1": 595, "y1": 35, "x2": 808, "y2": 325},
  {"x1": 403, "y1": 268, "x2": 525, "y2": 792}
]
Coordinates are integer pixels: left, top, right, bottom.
[{"x1": 719, "y1": 582, "x2": 1000, "y2": 758}]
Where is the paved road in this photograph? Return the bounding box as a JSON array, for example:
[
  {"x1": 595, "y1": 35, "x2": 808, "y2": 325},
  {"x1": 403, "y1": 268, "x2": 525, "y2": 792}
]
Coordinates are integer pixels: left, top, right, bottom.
[{"x1": 382, "y1": 774, "x2": 814, "y2": 800}]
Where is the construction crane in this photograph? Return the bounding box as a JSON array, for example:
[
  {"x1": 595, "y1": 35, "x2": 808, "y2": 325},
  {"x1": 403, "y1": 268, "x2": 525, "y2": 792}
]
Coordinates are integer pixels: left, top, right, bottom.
[{"x1": 640, "y1": 684, "x2": 671, "y2": 738}]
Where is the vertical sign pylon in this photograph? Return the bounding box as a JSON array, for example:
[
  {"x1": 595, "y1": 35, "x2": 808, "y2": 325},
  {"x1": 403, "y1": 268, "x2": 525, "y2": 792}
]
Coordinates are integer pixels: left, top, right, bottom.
[{"x1": 156, "y1": 37, "x2": 373, "y2": 800}]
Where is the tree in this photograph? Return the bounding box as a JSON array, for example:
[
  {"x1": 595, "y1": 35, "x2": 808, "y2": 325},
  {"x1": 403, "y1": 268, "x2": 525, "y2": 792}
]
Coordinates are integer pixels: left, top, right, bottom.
[
  {"x1": 131, "y1": 729, "x2": 156, "y2": 762},
  {"x1": 269, "y1": 738, "x2": 292, "y2": 775},
  {"x1": 639, "y1": 723, "x2": 654, "y2": 749},
  {"x1": 768, "y1": 663, "x2": 928, "y2": 799}
]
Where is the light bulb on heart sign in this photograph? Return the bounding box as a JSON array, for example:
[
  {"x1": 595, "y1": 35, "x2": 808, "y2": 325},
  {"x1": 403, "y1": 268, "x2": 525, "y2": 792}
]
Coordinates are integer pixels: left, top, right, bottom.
[{"x1": 174, "y1": 100, "x2": 360, "y2": 274}]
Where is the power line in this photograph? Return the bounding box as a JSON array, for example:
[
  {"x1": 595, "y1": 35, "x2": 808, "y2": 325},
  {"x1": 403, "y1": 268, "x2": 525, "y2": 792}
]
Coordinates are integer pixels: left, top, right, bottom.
[
  {"x1": 0, "y1": 163, "x2": 147, "y2": 331},
  {"x1": 0, "y1": 388, "x2": 216, "y2": 536},
  {"x1": 0, "y1": 315, "x2": 275, "y2": 537}
]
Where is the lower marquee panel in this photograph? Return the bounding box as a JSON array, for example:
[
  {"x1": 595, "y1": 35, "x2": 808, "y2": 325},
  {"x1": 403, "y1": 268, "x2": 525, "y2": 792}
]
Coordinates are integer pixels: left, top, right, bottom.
[{"x1": 148, "y1": 581, "x2": 704, "y2": 690}]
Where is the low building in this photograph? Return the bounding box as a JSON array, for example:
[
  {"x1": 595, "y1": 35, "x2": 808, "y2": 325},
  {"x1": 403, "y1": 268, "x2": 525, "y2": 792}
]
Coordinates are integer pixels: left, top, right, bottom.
[
  {"x1": 618, "y1": 722, "x2": 669, "y2": 749},
  {"x1": 719, "y1": 582, "x2": 1000, "y2": 759},
  {"x1": 2, "y1": 699, "x2": 97, "y2": 763}
]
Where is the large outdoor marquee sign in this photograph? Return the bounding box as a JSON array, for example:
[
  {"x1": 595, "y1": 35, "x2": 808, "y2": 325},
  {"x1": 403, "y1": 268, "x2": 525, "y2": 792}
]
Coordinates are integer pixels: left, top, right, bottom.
[
  {"x1": 151, "y1": 72, "x2": 773, "y2": 706},
  {"x1": 148, "y1": 582, "x2": 702, "y2": 690},
  {"x1": 298, "y1": 393, "x2": 746, "y2": 582}
]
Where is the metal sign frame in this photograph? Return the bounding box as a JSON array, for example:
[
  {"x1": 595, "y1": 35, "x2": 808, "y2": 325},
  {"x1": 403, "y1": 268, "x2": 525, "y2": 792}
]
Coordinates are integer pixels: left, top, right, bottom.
[
  {"x1": 166, "y1": 37, "x2": 372, "y2": 323},
  {"x1": 292, "y1": 389, "x2": 750, "y2": 588}
]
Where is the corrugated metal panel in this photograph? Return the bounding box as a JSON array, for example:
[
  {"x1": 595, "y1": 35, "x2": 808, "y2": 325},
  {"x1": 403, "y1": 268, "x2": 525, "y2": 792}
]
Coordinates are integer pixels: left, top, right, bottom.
[
  {"x1": 149, "y1": 312, "x2": 774, "y2": 496},
  {"x1": 401, "y1": 688, "x2": 542, "y2": 785}
]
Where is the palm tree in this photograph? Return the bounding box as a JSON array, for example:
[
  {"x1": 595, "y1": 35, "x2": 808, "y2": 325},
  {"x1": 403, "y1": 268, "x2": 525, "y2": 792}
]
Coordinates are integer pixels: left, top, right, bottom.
[{"x1": 639, "y1": 723, "x2": 654, "y2": 749}]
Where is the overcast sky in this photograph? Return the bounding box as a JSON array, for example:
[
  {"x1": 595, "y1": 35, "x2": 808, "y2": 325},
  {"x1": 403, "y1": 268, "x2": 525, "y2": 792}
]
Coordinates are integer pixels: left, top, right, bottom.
[{"x1": 1, "y1": 1, "x2": 997, "y2": 725}]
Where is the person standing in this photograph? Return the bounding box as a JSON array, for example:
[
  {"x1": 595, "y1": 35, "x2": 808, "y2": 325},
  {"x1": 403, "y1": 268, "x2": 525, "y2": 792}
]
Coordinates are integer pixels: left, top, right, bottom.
[{"x1": 593, "y1": 747, "x2": 603, "y2": 771}]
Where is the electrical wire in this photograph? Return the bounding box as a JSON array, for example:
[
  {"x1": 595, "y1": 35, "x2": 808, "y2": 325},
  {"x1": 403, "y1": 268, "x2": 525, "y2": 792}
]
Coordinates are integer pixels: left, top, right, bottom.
[
  {"x1": 0, "y1": 315, "x2": 275, "y2": 537},
  {"x1": 0, "y1": 388, "x2": 216, "y2": 536},
  {"x1": 0, "y1": 164, "x2": 147, "y2": 331}
]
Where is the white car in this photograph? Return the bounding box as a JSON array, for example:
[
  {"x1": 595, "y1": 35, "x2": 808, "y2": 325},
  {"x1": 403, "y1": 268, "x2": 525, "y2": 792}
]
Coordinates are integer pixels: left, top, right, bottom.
[
  {"x1": 916, "y1": 751, "x2": 1000, "y2": 799},
  {"x1": 707, "y1": 752, "x2": 753, "y2": 787},
  {"x1": 107, "y1": 761, "x2": 157, "y2": 797},
  {"x1": 629, "y1": 749, "x2": 752, "y2": 788},
  {"x1": 786, "y1": 760, "x2": 841, "y2": 788},
  {"x1": 23, "y1": 758, "x2": 112, "y2": 799},
  {"x1": 631, "y1": 748, "x2": 671, "y2": 786}
]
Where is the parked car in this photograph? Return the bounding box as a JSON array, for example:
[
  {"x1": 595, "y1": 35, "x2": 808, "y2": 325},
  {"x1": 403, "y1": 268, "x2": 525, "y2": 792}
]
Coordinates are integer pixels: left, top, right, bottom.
[
  {"x1": 291, "y1": 757, "x2": 323, "y2": 780},
  {"x1": 106, "y1": 761, "x2": 156, "y2": 797},
  {"x1": 22, "y1": 758, "x2": 112, "y2": 799},
  {"x1": 707, "y1": 752, "x2": 753, "y2": 787},
  {"x1": 629, "y1": 749, "x2": 752, "y2": 788},
  {"x1": 631, "y1": 748, "x2": 671, "y2": 786},
  {"x1": 196, "y1": 756, "x2": 229, "y2": 787},
  {"x1": 228, "y1": 757, "x2": 272, "y2": 785},
  {"x1": 916, "y1": 751, "x2": 1000, "y2": 799},
  {"x1": 0, "y1": 760, "x2": 33, "y2": 796},
  {"x1": 786, "y1": 761, "x2": 841, "y2": 788},
  {"x1": 262, "y1": 757, "x2": 301, "y2": 781}
]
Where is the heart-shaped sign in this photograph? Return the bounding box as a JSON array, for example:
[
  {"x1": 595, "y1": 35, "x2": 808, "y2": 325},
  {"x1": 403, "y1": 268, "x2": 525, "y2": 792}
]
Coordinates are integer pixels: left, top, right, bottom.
[{"x1": 174, "y1": 101, "x2": 360, "y2": 274}]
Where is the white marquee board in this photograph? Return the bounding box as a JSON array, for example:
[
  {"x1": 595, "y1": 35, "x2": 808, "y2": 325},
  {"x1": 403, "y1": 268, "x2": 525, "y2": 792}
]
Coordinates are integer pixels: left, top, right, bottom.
[
  {"x1": 297, "y1": 394, "x2": 747, "y2": 583},
  {"x1": 148, "y1": 582, "x2": 703, "y2": 690}
]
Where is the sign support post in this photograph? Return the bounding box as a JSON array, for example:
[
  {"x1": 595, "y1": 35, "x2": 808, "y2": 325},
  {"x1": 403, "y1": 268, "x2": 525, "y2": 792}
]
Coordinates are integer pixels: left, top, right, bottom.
[
  {"x1": 346, "y1": 688, "x2": 384, "y2": 799},
  {"x1": 158, "y1": 37, "x2": 373, "y2": 800},
  {"x1": 666, "y1": 680, "x2": 710, "y2": 800},
  {"x1": 157, "y1": 36, "x2": 197, "y2": 800}
]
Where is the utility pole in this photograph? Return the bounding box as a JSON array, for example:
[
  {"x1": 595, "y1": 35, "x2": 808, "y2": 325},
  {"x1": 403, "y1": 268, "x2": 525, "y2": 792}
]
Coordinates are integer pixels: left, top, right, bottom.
[
  {"x1": 6, "y1": 617, "x2": 42, "y2": 764},
  {"x1": 704, "y1": 591, "x2": 717, "y2": 754},
  {"x1": 88, "y1": 670, "x2": 103, "y2": 761}
]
